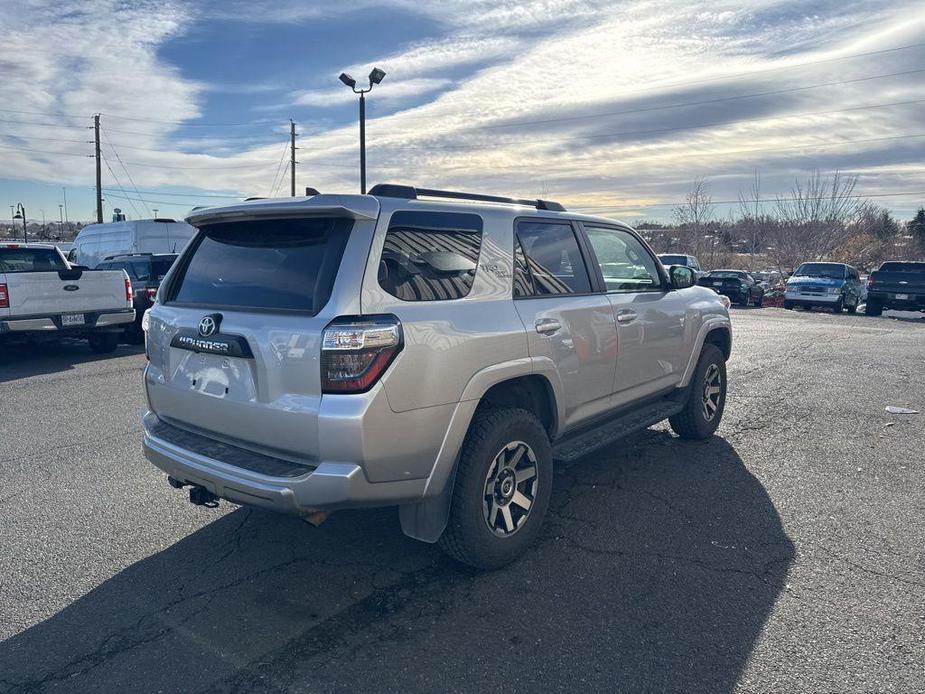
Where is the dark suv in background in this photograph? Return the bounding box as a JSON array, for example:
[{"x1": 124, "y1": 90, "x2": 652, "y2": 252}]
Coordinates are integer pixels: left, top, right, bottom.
[{"x1": 96, "y1": 253, "x2": 177, "y2": 342}]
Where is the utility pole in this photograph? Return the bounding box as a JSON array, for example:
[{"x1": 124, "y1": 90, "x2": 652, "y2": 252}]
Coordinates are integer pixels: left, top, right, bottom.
[
  {"x1": 62, "y1": 187, "x2": 68, "y2": 229},
  {"x1": 290, "y1": 119, "x2": 297, "y2": 197},
  {"x1": 94, "y1": 114, "x2": 103, "y2": 224}
]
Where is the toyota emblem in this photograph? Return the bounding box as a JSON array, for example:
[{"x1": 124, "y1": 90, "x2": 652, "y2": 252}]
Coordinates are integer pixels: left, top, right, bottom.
[{"x1": 198, "y1": 315, "x2": 218, "y2": 337}]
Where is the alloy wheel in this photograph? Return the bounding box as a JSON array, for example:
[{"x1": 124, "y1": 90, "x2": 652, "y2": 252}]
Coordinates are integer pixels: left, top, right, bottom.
[
  {"x1": 483, "y1": 441, "x2": 538, "y2": 537},
  {"x1": 702, "y1": 363, "x2": 722, "y2": 422}
]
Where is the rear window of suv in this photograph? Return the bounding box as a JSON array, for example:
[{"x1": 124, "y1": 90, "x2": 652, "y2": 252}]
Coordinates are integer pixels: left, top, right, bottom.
[{"x1": 167, "y1": 217, "x2": 352, "y2": 314}]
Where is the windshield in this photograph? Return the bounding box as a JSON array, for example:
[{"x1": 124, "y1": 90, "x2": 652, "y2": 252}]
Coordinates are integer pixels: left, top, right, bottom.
[
  {"x1": 658, "y1": 255, "x2": 687, "y2": 266},
  {"x1": 794, "y1": 263, "x2": 845, "y2": 279},
  {"x1": 0, "y1": 247, "x2": 67, "y2": 273},
  {"x1": 168, "y1": 217, "x2": 352, "y2": 314},
  {"x1": 879, "y1": 262, "x2": 925, "y2": 272}
]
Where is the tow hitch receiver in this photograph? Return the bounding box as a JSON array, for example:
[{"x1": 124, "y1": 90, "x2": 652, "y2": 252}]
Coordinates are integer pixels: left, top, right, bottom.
[{"x1": 189, "y1": 485, "x2": 219, "y2": 508}]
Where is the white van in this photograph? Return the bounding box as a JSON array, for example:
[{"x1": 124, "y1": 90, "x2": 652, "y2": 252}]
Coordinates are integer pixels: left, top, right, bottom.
[{"x1": 72, "y1": 219, "x2": 196, "y2": 269}]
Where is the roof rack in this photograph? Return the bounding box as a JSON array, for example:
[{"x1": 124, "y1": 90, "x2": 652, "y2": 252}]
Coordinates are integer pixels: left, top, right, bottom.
[{"x1": 369, "y1": 183, "x2": 566, "y2": 212}]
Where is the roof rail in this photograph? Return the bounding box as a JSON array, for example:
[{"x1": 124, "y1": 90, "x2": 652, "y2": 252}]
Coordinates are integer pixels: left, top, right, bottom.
[{"x1": 369, "y1": 183, "x2": 566, "y2": 212}]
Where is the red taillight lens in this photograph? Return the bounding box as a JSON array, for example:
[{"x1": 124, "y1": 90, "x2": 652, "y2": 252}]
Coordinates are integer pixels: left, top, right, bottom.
[
  {"x1": 321, "y1": 316, "x2": 402, "y2": 394},
  {"x1": 145, "y1": 287, "x2": 158, "y2": 301},
  {"x1": 0, "y1": 283, "x2": 8, "y2": 309},
  {"x1": 125, "y1": 277, "x2": 133, "y2": 302}
]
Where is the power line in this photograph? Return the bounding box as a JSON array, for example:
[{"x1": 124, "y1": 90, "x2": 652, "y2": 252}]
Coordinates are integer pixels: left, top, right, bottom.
[
  {"x1": 118, "y1": 158, "x2": 283, "y2": 171},
  {"x1": 103, "y1": 191, "x2": 233, "y2": 207},
  {"x1": 101, "y1": 128, "x2": 152, "y2": 217},
  {"x1": 0, "y1": 145, "x2": 92, "y2": 157},
  {"x1": 268, "y1": 139, "x2": 292, "y2": 197},
  {"x1": 570, "y1": 189, "x2": 925, "y2": 210},
  {"x1": 99, "y1": 151, "x2": 142, "y2": 218},
  {"x1": 379, "y1": 69, "x2": 925, "y2": 152},
  {"x1": 101, "y1": 188, "x2": 240, "y2": 199},
  {"x1": 464, "y1": 75, "x2": 925, "y2": 133},
  {"x1": 0, "y1": 117, "x2": 90, "y2": 130}
]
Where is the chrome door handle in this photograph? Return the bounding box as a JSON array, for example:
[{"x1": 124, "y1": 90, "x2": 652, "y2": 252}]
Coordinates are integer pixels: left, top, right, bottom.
[
  {"x1": 616, "y1": 311, "x2": 637, "y2": 324},
  {"x1": 535, "y1": 318, "x2": 562, "y2": 335}
]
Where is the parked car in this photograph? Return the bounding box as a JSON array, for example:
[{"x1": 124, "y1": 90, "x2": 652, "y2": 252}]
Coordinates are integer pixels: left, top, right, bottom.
[
  {"x1": 0, "y1": 242, "x2": 134, "y2": 353},
  {"x1": 658, "y1": 253, "x2": 703, "y2": 276},
  {"x1": 96, "y1": 253, "x2": 178, "y2": 342},
  {"x1": 699, "y1": 269, "x2": 764, "y2": 307},
  {"x1": 141, "y1": 185, "x2": 732, "y2": 569},
  {"x1": 784, "y1": 262, "x2": 863, "y2": 313},
  {"x1": 72, "y1": 218, "x2": 196, "y2": 269},
  {"x1": 865, "y1": 261, "x2": 925, "y2": 316},
  {"x1": 750, "y1": 270, "x2": 783, "y2": 290}
]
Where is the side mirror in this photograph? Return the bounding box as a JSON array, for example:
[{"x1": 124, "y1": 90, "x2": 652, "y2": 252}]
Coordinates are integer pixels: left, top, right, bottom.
[{"x1": 669, "y1": 265, "x2": 695, "y2": 289}]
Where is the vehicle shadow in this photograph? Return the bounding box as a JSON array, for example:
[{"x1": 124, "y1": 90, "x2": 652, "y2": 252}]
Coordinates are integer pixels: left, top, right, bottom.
[
  {"x1": 0, "y1": 340, "x2": 143, "y2": 384},
  {"x1": 0, "y1": 431, "x2": 793, "y2": 693}
]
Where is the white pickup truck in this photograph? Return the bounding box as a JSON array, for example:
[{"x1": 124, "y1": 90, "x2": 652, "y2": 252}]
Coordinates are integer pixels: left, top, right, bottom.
[{"x1": 0, "y1": 243, "x2": 135, "y2": 353}]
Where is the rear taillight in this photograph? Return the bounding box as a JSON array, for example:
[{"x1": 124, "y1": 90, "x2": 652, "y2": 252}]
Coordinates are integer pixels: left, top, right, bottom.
[
  {"x1": 145, "y1": 287, "x2": 158, "y2": 302},
  {"x1": 0, "y1": 283, "x2": 8, "y2": 309},
  {"x1": 321, "y1": 316, "x2": 402, "y2": 394},
  {"x1": 125, "y1": 277, "x2": 133, "y2": 302}
]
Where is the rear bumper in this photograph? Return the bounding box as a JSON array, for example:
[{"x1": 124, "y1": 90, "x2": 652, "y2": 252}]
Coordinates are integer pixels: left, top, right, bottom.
[
  {"x1": 0, "y1": 308, "x2": 134, "y2": 334},
  {"x1": 867, "y1": 292, "x2": 925, "y2": 310},
  {"x1": 141, "y1": 411, "x2": 427, "y2": 514}
]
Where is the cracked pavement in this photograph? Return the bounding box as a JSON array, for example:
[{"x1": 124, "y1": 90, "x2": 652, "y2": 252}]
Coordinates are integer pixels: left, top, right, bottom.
[{"x1": 1, "y1": 308, "x2": 924, "y2": 693}]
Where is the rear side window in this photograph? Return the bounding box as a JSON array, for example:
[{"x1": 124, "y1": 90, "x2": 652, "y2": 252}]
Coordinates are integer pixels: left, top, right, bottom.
[
  {"x1": 0, "y1": 248, "x2": 67, "y2": 273},
  {"x1": 378, "y1": 211, "x2": 483, "y2": 301},
  {"x1": 515, "y1": 221, "x2": 591, "y2": 295},
  {"x1": 168, "y1": 217, "x2": 352, "y2": 313}
]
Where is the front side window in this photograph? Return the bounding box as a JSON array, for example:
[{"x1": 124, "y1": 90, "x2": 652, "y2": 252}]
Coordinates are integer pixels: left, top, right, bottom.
[
  {"x1": 584, "y1": 226, "x2": 660, "y2": 292},
  {"x1": 168, "y1": 217, "x2": 352, "y2": 314},
  {"x1": 378, "y1": 211, "x2": 483, "y2": 302},
  {"x1": 515, "y1": 221, "x2": 591, "y2": 295}
]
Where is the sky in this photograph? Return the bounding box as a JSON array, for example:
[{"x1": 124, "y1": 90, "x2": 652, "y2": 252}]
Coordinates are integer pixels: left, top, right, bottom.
[{"x1": 1, "y1": 0, "x2": 925, "y2": 225}]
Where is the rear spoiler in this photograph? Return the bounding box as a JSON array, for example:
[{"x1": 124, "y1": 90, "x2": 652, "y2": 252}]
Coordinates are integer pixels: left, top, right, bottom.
[{"x1": 185, "y1": 195, "x2": 379, "y2": 226}]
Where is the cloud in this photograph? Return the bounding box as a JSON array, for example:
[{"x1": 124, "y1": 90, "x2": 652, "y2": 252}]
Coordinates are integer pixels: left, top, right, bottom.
[{"x1": 3, "y1": 0, "x2": 925, "y2": 221}]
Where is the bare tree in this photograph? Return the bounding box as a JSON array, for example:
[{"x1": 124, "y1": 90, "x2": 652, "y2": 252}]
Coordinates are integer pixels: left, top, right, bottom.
[
  {"x1": 737, "y1": 170, "x2": 777, "y2": 269},
  {"x1": 768, "y1": 170, "x2": 865, "y2": 271},
  {"x1": 673, "y1": 177, "x2": 716, "y2": 263}
]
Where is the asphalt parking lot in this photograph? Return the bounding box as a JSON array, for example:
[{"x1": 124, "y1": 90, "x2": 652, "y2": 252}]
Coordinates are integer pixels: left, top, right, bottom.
[{"x1": 1, "y1": 308, "x2": 923, "y2": 693}]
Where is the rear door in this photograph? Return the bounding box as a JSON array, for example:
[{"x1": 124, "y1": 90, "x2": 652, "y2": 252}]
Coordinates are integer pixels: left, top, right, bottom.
[
  {"x1": 513, "y1": 219, "x2": 617, "y2": 430},
  {"x1": 145, "y1": 215, "x2": 360, "y2": 460},
  {"x1": 580, "y1": 224, "x2": 688, "y2": 401}
]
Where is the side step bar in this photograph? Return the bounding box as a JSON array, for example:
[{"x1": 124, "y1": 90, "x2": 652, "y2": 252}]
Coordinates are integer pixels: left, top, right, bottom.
[{"x1": 551, "y1": 393, "x2": 686, "y2": 463}]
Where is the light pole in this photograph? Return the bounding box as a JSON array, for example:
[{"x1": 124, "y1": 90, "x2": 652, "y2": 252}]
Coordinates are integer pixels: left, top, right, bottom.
[
  {"x1": 339, "y1": 67, "x2": 386, "y2": 194},
  {"x1": 13, "y1": 203, "x2": 27, "y2": 242},
  {"x1": 153, "y1": 208, "x2": 159, "y2": 218}
]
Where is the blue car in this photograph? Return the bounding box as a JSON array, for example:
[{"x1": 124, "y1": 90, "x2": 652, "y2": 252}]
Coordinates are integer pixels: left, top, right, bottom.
[{"x1": 784, "y1": 262, "x2": 863, "y2": 313}]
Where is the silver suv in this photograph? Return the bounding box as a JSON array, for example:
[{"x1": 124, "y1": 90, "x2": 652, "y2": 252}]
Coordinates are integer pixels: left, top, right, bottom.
[{"x1": 142, "y1": 185, "x2": 732, "y2": 568}]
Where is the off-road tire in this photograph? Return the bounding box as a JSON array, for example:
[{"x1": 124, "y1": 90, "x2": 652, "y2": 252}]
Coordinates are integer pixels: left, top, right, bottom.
[
  {"x1": 669, "y1": 344, "x2": 726, "y2": 440},
  {"x1": 865, "y1": 301, "x2": 883, "y2": 316},
  {"x1": 846, "y1": 299, "x2": 857, "y2": 314},
  {"x1": 88, "y1": 332, "x2": 119, "y2": 354},
  {"x1": 439, "y1": 407, "x2": 552, "y2": 570},
  {"x1": 784, "y1": 301, "x2": 794, "y2": 310},
  {"x1": 833, "y1": 296, "x2": 844, "y2": 313},
  {"x1": 754, "y1": 294, "x2": 764, "y2": 308}
]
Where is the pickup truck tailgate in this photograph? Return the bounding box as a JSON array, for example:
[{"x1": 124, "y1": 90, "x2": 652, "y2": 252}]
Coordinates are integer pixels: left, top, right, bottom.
[{"x1": 3, "y1": 270, "x2": 130, "y2": 315}]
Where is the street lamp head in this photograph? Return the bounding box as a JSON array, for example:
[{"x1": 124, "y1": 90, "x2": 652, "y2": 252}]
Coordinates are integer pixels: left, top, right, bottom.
[
  {"x1": 13, "y1": 212, "x2": 22, "y2": 220},
  {"x1": 339, "y1": 72, "x2": 357, "y2": 89},
  {"x1": 368, "y1": 67, "x2": 386, "y2": 87}
]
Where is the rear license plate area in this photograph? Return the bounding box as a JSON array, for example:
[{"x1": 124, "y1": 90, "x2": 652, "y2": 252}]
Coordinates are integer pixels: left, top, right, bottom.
[{"x1": 61, "y1": 313, "x2": 85, "y2": 326}]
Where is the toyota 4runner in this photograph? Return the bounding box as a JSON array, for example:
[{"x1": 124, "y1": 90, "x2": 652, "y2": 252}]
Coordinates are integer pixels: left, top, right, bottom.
[{"x1": 142, "y1": 185, "x2": 732, "y2": 569}]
